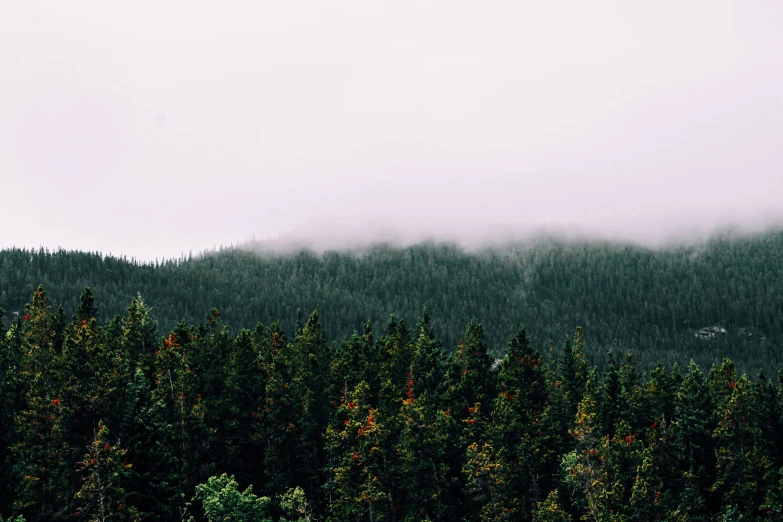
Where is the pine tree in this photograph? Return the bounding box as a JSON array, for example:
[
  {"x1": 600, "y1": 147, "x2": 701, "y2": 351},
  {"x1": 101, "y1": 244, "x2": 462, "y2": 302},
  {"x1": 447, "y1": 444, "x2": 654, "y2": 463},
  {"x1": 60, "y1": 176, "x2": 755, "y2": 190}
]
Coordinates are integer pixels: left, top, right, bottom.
[
  {"x1": 531, "y1": 489, "x2": 570, "y2": 522},
  {"x1": 149, "y1": 320, "x2": 206, "y2": 519},
  {"x1": 324, "y1": 381, "x2": 388, "y2": 521},
  {"x1": 561, "y1": 370, "x2": 616, "y2": 521},
  {"x1": 116, "y1": 366, "x2": 159, "y2": 519},
  {"x1": 558, "y1": 329, "x2": 588, "y2": 421},
  {"x1": 617, "y1": 353, "x2": 644, "y2": 432},
  {"x1": 445, "y1": 322, "x2": 495, "y2": 421},
  {"x1": 628, "y1": 421, "x2": 678, "y2": 521},
  {"x1": 261, "y1": 322, "x2": 313, "y2": 497},
  {"x1": 120, "y1": 295, "x2": 158, "y2": 368},
  {"x1": 59, "y1": 288, "x2": 107, "y2": 482},
  {"x1": 444, "y1": 322, "x2": 496, "y2": 520},
  {"x1": 11, "y1": 286, "x2": 72, "y2": 520},
  {"x1": 671, "y1": 361, "x2": 715, "y2": 518},
  {"x1": 11, "y1": 379, "x2": 70, "y2": 519},
  {"x1": 221, "y1": 329, "x2": 266, "y2": 494},
  {"x1": 396, "y1": 311, "x2": 452, "y2": 521},
  {"x1": 711, "y1": 374, "x2": 769, "y2": 517},
  {"x1": 478, "y1": 326, "x2": 550, "y2": 520},
  {"x1": 599, "y1": 351, "x2": 621, "y2": 438},
  {"x1": 0, "y1": 311, "x2": 25, "y2": 513},
  {"x1": 289, "y1": 311, "x2": 331, "y2": 512},
  {"x1": 74, "y1": 421, "x2": 139, "y2": 521}
]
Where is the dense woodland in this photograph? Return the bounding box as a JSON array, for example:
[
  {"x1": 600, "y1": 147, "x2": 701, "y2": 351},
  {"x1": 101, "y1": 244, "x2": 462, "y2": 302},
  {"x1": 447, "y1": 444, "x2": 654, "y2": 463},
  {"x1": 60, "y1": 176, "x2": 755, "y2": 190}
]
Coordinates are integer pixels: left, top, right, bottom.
[
  {"x1": 1, "y1": 285, "x2": 783, "y2": 520},
  {"x1": 1, "y1": 230, "x2": 783, "y2": 375}
]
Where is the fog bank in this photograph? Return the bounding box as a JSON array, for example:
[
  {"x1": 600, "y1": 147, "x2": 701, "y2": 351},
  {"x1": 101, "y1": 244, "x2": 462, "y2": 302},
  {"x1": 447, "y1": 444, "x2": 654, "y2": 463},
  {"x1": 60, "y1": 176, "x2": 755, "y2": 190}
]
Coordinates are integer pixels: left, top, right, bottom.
[{"x1": 2, "y1": 2, "x2": 782, "y2": 261}]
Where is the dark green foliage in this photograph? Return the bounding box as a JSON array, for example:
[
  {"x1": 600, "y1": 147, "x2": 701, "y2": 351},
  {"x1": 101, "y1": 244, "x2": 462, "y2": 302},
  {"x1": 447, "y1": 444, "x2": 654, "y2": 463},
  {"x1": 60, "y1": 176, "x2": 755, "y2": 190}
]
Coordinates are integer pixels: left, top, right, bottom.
[
  {"x1": 3, "y1": 231, "x2": 783, "y2": 376},
  {"x1": 1, "y1": 233, "x2": 782, "y2": 521},
  {"x1": 74, "y1": 421, "x2": 139, "y2": 521}
]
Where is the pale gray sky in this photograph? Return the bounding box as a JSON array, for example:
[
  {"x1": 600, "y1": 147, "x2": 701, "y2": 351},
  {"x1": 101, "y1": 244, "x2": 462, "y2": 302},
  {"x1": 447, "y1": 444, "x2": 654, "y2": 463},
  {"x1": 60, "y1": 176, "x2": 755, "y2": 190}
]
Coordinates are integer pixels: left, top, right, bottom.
[{"x1": 2, "y1": 1, "x2": 782, "y2": 260}]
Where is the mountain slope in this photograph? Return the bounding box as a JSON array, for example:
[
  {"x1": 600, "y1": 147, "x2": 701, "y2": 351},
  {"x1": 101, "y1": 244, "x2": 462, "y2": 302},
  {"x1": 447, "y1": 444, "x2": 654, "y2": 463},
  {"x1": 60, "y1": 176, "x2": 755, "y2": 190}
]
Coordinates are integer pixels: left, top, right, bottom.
[{"x1": 2, "y1": 230, "x2": 782, "y2": 374}]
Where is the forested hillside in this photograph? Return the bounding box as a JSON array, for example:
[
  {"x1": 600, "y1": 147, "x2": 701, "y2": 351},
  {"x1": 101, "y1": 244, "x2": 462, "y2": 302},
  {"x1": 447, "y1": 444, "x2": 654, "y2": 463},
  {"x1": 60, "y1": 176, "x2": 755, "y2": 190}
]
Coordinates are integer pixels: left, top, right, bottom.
[
  {"x1": 2, "y1": 230, "x2": 782, "y2": 374},
  {"x1": 1, "y1": 287, "x2": 783, "y2": 520}
]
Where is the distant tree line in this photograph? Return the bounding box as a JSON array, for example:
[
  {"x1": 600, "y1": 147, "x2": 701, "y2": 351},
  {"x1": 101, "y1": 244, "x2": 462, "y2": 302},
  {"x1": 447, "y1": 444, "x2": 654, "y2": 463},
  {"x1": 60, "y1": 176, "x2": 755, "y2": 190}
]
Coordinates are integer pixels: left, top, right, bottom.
[
  {"x1": 1, "y1": 230, "x2": 782, "y2": 376},
  {"x1": 2, "y1": 287, "x2": 783, "y2": 520}
]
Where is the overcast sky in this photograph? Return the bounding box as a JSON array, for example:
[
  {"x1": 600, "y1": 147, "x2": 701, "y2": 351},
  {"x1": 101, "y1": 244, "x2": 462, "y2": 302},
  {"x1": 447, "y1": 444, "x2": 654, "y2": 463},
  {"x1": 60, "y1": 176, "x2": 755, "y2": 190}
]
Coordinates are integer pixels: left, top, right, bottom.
[{"x1": 1, "y1": 1, "x2": 782, "y2": 260}]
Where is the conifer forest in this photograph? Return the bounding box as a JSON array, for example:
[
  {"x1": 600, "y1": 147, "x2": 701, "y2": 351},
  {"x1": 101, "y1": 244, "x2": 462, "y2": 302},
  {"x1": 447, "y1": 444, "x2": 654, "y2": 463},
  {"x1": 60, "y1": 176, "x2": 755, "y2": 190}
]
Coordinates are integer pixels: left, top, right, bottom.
[{"x1": 1, "y1": 231, "x2": 783, "y2": 520}]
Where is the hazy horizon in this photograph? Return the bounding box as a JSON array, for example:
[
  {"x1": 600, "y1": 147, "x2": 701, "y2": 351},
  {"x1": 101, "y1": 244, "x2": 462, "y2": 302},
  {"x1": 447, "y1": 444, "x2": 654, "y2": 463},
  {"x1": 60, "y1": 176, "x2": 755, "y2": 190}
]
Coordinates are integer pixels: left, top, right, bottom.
[{"x1": 2, "y1": 2, "x2": 782, "y2": 261}]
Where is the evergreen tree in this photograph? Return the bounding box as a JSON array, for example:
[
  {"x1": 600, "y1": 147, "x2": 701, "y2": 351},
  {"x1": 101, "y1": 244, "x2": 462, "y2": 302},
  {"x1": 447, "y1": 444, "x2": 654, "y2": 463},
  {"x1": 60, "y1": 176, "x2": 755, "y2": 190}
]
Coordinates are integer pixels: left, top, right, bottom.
[
  {"x1": 260, "y1": 322, "x2": 312, "y2": 497},
  {"x1": 561, "y1": 370, "x2": 613, "y2": 521},
  {"x1": 710, "y1": 374, "x2": 769, "y2": 517},
  {"x1": 74, "y1": 421, "x2": 139, "y2": 521},
  {"x1": 479, "y1": 326, "x2": 550, "y2": 520},
  {"x1": 0, "y1": 311, "x2": 25, "y2": 513},
  {"x1": 324, "y1": 381, "x2": 387, "y2": 521},
  {"x1": 671, "y1": 361, "x2": 715, "y2": 518},
  {"x1": 59, "y1": 288, "x2": 107, "y2": 488},
  {"x1": 148, "y1": 320, "x2": 206, "y2": 519},
  {"x1": 531, "y1": 489, "x2": 570, "y2": 522},
  {"x1": 396, "y1": 311, "x2": 452, "y2": 521},
  {"x1": 444, "y1": 322, "x2": 495, "y2": 520},
  {"x1": 557, "y1": 329, "x2": 588, "y2": 438},
  {"x1": 289, "y1": 311, "x2": 331, "y2": 512},
  {"x1": 11, "y1": 286, "x2": 72, "y2": 520},
  {"x1": 628, "y1": 421, "x2": 678, "y2": 521},
  {"x1": 221, "y1": 329, "x2": 265, "y2": 494}
]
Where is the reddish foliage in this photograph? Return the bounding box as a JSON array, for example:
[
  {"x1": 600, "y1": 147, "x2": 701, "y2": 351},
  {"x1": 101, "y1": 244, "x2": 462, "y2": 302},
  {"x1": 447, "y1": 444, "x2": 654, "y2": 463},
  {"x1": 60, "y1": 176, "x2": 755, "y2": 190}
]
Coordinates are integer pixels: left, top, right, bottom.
[
  {"x1": 729, "y1": 381, "x2": 735, "y2": 389},
  {"x1": 625, "y1": 435, "x2": 632, "y2": 445},
  {"x1": 24, "y1": 314, "x2": 30, "y2": 320},
  {"x1": 163, "y1": 333, "x2": 179, "y2": 349},
  {"x1": 468, "y1": 419, "x2": 475, "y2": 424}
]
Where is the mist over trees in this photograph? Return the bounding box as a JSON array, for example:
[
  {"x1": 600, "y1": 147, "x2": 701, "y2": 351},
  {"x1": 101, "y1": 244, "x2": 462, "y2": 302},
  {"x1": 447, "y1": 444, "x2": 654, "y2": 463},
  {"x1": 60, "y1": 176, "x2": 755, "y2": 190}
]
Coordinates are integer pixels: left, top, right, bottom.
[{"x1": 2, "y1": 230, "x2": 782, "y2": 375}]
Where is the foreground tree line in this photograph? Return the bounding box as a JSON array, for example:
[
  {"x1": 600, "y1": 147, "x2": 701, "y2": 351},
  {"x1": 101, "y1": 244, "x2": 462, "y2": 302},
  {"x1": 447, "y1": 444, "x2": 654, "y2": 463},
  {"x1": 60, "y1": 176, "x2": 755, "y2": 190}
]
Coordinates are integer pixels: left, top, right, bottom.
[{"x1": 2, "y1": 287, "x2": 783, "y2": 521}]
